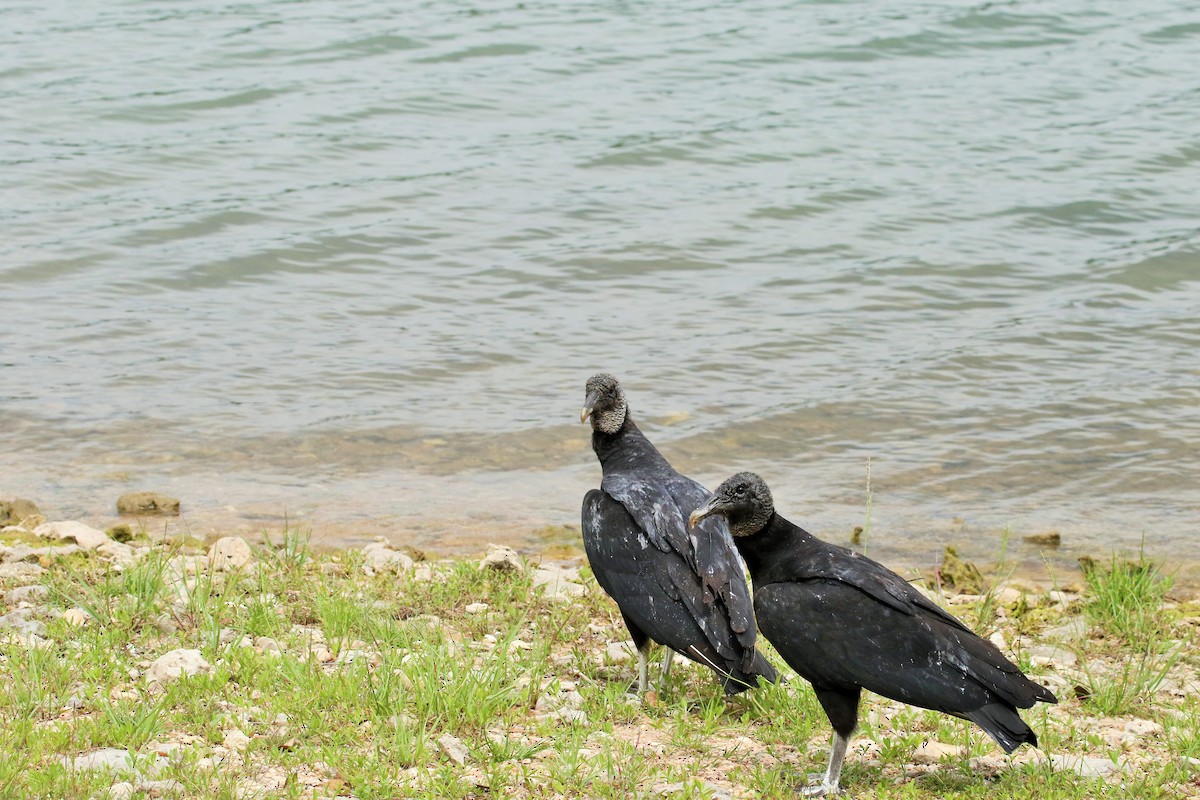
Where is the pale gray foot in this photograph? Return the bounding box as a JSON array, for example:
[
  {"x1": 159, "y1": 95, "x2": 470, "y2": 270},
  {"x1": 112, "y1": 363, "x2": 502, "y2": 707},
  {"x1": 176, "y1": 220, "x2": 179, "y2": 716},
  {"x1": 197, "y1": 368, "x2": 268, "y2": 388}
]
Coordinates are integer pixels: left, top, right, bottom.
[
  {"x1": 799, "y1": 732, "x2": 848, "y2": 796},
  {"x1": 659, "y1": 647, "x2": 674, "y2": 686},
  {"x1": 635, "y1": 644, "x2": 650, "y2": 695}
]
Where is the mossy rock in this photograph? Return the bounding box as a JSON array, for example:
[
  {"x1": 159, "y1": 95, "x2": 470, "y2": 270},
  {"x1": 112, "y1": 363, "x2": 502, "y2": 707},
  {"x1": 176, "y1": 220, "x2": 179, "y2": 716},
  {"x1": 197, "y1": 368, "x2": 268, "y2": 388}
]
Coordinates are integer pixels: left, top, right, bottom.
[
  {"x1": 939, "y1": 546, "x2": 985, "y2": 594},
  {"x1": 0, "y1": 498, "x2": 41, "y2": 526},
  {"x1": 117, "y1": 492, "x2": 180, "y2": 516},
  {"x1": 1024, "y1": 531, "x2": 1062, "y2": 548},
  {"x1": 0, "y1": 529, "x2": 44, "y2": 547},
  {"x1": 106, "y1": 524, "x2": 136, "y2": 543}
]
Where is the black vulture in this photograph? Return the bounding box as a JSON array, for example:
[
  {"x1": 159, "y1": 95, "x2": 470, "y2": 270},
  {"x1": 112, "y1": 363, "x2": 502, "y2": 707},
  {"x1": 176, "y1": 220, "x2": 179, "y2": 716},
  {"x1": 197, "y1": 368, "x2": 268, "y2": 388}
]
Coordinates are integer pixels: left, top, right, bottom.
[
  {"x1": 580, "y1": 374, "x2": 777, "y2": 695},
  {"x1": 690, "y1": 472, "x2": 1057, "y2": 796}
]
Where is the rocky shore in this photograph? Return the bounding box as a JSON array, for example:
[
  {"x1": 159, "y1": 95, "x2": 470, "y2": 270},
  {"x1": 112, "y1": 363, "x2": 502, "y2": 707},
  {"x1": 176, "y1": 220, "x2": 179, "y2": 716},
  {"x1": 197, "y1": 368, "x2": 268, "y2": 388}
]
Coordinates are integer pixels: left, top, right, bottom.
[{"x1": 2, "y1": 506, "x2": 1200, "y2": 799}]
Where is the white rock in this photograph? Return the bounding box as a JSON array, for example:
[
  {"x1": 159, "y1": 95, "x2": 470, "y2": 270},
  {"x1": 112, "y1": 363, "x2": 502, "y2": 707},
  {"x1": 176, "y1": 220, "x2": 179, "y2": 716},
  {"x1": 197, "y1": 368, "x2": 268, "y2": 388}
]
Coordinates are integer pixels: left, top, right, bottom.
[
  {"x1": 61, "y1": 608, "x2": 91, "y2": 627},
  {"x1": 994, "y1": 587, "x2": 1024, "y2": 606},
  {"x1": 97, "y1": 540, "x2": 138, "y2": 566},
  {"x1": 438, "y1": 733, "x2": 470, "y2": 765},
  {"x1": 465, "y1": 602, "x2": 489, "y2": 614},
  {"x1": 912, "y1": 741, "x2": 966, "y2": 764},
  {"x1": 361, "y1": 539, "x2": 415, "y2": 573},
  {"x1": 604, "y1": 642, "x2": 634, "y2": 663},
  {"x1": 1123, "y1": 719, "x2": 1163, "y2": 737},
  {"x1": 255, "y1": 637, "x2": 283, "y2": 655},
  {"x1": 61, "y1": 748, "x2": 134, "y2": 772},
  {"x1": 34, "y1": 521, "x2": 110, "y2": 550},
  {"x1": 1050, "y1": 754, "x2": 1127, "y2": 779},
  {"x1": 146, "y1": 648, "x2": 212, "y2": 684},
  {"x1": 531, "y1": 567, "x2": 587, "y2": 600},
  {"x1": 948, "y1": 594, "x2": 983, "y2": 605},
  {"x1": 5, "y1": 585, "x2": 48, "y2": 603},
  {"x1": 0, "y1": 562, "x2": 45, "y2": 580},
  {"x1": 108, "y1": 781, "x2": 135, "y2": 800},
  {"x1": 1047, "y1": 590, "x2": 1078, "y2": 606},
  {"x1": 988, "y1": 631, "x2": 1007, "y2": 652},
  {"x1": 479, "y1": 545, "x2": 523, "y2": 572},
  {"x1": 223, "y1": 728, "x2": 251, "y2": 751},
  {"x1": 208, "y1": 537, "x2": 253, "y2": 571},
  {"x1": 1042, "y1": 617, "x2": 1088, "y2": 642},
  {"x1": 1028, "y1": 644, "x2": 1078, "y2": 668}
]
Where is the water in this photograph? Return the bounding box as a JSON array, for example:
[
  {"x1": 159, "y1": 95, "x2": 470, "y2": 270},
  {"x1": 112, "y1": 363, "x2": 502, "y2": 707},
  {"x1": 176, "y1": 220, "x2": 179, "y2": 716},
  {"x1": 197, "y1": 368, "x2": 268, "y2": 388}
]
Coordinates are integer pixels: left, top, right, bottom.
[{"x1": 3, "y1": 1, "x2": 1198, "y2": 578}]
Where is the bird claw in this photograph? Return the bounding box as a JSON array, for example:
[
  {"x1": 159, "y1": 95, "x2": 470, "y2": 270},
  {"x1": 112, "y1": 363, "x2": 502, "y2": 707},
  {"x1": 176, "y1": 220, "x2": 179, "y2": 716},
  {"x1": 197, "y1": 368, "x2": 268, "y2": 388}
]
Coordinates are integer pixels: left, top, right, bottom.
[{"x1": 798, "y1": 775, "x2": 840, "y2": 796}]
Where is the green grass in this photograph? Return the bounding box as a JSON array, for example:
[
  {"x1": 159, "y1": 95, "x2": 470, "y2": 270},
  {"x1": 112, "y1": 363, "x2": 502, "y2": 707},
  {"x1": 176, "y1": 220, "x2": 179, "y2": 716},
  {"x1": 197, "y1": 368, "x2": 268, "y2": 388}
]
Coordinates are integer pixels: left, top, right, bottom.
[{"x1": 0, "y1": 534, "x2": 1197, "y2": 798}]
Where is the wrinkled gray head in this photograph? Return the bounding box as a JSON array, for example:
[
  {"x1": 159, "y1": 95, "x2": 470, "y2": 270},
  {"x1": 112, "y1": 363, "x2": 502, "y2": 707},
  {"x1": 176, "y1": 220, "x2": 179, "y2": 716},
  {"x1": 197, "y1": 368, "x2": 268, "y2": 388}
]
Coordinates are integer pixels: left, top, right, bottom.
[
  {"x1": 581, "y1": 373, "x2": 627, "y2": 434},
  {"x1": 689, "y1": 471, "x2": 774, "y2": 538}
]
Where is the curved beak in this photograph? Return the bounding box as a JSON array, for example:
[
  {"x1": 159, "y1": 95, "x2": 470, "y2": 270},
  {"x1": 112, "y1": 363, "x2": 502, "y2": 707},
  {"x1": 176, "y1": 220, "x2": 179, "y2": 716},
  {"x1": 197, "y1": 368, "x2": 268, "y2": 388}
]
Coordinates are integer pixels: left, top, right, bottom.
[
  {"x1": 580, "y1": 391, "x2": 600, "y2": 424},
  {"x1": 689, "y1": 495, "x2": 723, "y2": 529}
]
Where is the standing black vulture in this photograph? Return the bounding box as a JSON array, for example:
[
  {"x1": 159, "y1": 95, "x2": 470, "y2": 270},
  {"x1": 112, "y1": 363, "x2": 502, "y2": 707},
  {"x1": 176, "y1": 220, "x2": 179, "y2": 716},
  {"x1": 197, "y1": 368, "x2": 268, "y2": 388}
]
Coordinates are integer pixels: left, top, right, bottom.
[
  {"x1": 580, "y1": 374, "x2": 776, "y2": 695},
  {"x1": 690, "y1": 472, "x2": 1057, "y2": 796}
]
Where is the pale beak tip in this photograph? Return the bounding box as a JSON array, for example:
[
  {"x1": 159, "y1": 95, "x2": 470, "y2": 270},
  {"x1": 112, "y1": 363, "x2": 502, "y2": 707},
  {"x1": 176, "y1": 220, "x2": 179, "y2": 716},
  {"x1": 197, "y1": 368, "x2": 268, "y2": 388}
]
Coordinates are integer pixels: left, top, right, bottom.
[{"x1": 580, "y1": 407, "x2": 593, "y2": 424}]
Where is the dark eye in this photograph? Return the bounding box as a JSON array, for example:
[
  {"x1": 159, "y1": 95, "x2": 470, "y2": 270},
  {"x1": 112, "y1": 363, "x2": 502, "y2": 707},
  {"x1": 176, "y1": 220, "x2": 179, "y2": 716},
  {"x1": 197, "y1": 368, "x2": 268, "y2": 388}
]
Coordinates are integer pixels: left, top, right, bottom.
[{"x1": 735, "y1": 484, "x2": 747, "y2": 497}]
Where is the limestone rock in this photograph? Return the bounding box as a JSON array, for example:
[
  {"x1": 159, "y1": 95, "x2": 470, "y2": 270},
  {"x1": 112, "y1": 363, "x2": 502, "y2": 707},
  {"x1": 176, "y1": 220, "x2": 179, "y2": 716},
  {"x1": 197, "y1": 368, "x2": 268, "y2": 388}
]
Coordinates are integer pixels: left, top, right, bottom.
[
  {"x1": 1123, "y1": 719, "x2": 1163, "y2": 738},
  {"x1": 994, "y1": 586, "x2": 1024, "y2": 607},
  {"x1": 208, "y1": 537, "x2": 253, "y2": 571},
  {"x1": 223, "y1": 728, "x2": 251, "y2": 751},
  {"x1": 0, "y1": 608, "x2": 45, "y2": 638},
  {"x1": 3, "y1": 543, "x2": 83, "y2": 563},
  {"x1": 438, "y1": 733, "x2": 470, "y2": 766},
  {"x1": 34, "y1": 521, "x2": 110, "y2": 550},
  {"x1": 62, "y1": 748, "x2": 134, "y2": 772},
  {"x1": 61, "y1": 608, "x2": 91, "y2": 627},
  {"x1": 5, "y1": 585, "x2": 48, "y2": 603},
  {"x1": 0, "y1": 499, "x2": 40, "y2": 526},
  {"x1": 480, "y1": 544, "x2": 523, "y2": 573},
  {"x1": 1028, "y1": 644, "x2": 1078, "y2": 669},
  {"x1": 1042, "y1": 617, "x2": 1088, "y2": 642},
  {"x1": 146, "y1": 649, "x2": 212, "y2": 685},
  {"x1": 531, "y1": 566, "x2": 586, "y2": 601},
  {"x1": 117, "y1": 492, "x2": 180, "y2": 516},
  {"x1": 361, "y1": 539, "x2": 415, "y2": 574},
  {"x1": 97, "y1": 540, "x2": 137, "y2": 566},
  {"x1": 604, "y1": 642, "x2": 634, "y2": 663},
  {"x1": 465, "y1": 602, "x2": 489, "y2": 614},
  {"x1": 912, "y1": 741, "x2": 966, "y2": 764},
  {"x1": 1050, "y1": 754, "x2": 1128, "y2": 779},
  {"x1": 0, "y1": 562, "x2": 46, "y2": 580}
]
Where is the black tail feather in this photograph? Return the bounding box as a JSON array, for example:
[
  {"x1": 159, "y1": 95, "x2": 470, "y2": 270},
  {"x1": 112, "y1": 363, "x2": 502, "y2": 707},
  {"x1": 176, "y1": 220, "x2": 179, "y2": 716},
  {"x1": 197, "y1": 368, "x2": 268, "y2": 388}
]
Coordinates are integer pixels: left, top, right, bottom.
[{"x1": 966, "y1": 703, "x2": 1039, "y2": 753}]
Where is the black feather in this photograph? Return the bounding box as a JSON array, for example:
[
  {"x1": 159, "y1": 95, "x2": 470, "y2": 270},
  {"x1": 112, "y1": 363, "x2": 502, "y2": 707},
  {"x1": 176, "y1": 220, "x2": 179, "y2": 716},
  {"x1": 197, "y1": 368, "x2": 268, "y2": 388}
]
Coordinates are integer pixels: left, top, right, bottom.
[{"x1": 581, "y1": 383, "x2": 776, "y2": 694}]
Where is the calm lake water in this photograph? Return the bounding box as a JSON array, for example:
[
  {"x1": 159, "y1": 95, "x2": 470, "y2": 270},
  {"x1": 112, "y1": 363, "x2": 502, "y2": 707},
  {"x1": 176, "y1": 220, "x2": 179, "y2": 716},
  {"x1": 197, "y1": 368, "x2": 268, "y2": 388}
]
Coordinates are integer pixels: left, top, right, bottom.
[{"x1": 3, "y1": 1, "x2": 1198, "y2": 577}]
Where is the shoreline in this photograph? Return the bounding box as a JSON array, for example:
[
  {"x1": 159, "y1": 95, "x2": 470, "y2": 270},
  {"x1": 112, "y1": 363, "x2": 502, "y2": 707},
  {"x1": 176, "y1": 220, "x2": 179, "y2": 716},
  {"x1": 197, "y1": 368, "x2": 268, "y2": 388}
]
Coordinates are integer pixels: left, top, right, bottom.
[
  {"x1": 6, "y1": 490, "x2": 1200, "y2": 593},
  {"x1": 1, "y1": 517, "x2": 1199, "y2": 798}
]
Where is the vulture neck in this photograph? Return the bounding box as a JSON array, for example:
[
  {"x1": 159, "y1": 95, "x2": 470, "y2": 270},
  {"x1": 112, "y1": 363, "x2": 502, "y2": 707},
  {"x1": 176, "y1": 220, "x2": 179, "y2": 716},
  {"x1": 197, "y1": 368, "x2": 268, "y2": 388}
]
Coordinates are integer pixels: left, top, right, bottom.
[
  {"x1": 592, "y1": 416, "x2": 673, "y2": 474},
  {"x1": 733, "y1": 513, "x2": 819, "y2": 582}
]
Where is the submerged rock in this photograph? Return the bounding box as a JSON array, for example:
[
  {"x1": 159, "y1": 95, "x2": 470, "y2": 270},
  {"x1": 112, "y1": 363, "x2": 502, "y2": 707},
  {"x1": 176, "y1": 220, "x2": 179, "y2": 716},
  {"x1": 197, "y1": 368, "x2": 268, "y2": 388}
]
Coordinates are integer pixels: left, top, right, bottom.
[
  {"x1": 116, "y1": 492, "x2": 180, "y2": 516},
  {"x1": 1024, "y1": 531, "x2": 1062, "y2": 548}
]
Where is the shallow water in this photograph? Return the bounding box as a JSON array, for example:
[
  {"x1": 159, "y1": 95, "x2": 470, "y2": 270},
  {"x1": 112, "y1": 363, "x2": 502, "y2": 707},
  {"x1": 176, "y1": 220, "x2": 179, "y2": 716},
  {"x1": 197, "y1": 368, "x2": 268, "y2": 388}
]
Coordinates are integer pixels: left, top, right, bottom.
[{"x1": 2, "y1": 0, "x2": 1198, "y2": 576}]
